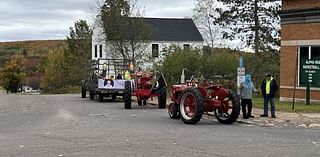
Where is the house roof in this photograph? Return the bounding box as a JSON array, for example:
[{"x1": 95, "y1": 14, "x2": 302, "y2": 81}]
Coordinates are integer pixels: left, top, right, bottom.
[
  {"x1": 142, "y1": 18, "x2": 204, "y2": 42},
  {"x1": 103, "y1": 17, "x2": 204, "y2": 42}
]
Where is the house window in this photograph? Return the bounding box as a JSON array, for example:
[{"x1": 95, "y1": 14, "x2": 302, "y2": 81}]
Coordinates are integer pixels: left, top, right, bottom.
[
  {"x1": 94, "y1": 45, "x2": 98, "y2": 58},
  {"x1": 99, "y1": 45, "x2": 103, "y2": 58},
  {"x1": 183, "y1": 44, "x2": 190, "y2": 51},
  {"x1": 299, "y1": 46, "x2": 320, "y2": 87},
  {"x1": 152, "y1": 44, "x2": 159, "y2": 57}
]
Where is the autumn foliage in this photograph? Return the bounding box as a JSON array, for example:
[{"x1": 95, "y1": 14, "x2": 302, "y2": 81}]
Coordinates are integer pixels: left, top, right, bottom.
[{"x1": 0, "y1": 55, "x2": 27, "y2": 92}]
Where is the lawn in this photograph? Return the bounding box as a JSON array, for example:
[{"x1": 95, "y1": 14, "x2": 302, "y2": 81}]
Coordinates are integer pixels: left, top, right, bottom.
[{"x1": 252, "y1": 97, "x2": 320, "y2": 113}]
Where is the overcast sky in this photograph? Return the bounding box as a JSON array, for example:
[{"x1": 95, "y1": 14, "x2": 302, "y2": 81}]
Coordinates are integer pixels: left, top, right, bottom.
[{"x1": 0, "y1": 0, "x2": 195, "y2": 42}]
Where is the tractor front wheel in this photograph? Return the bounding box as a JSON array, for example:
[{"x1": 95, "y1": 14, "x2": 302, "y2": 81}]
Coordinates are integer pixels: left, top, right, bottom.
[
  {"x1": 123, "y1": 81, "x2": 132, "y2": 109},
  {"x1": 168, "y1": 103, "x2": 180, "y2": 119},
  {"x1": 158, "y1": 87, "x2": 166, "y2": 109},
  {"x1": 215, "y1": 90, "x2": 240, "y2": 124},
  {"x1": 179, "y1": 88, "x2": 204, "y2": 124}
]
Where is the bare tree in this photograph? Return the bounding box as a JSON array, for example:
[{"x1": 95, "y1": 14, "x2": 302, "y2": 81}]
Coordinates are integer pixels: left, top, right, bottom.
[{"x1": 193, "y1": 0, "x2": 224, "y2": 48}]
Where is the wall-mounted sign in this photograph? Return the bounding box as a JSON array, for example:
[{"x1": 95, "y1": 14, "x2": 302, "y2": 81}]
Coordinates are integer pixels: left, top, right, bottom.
[{"x1": 299, "y1": 47, "x2": 320, "y2": 87}]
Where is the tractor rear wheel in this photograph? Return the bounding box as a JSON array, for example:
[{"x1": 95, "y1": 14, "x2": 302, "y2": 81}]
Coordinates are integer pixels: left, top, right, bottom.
[
  {"x1": 123, "y1": 81, "x2": 132, "y2": 109},
  {"x1": 179, "y1": 88, "x2": 204, "y2": 124},
  {"x1": 215, "y1": 90, "x2": 240, "y2": 124},
  {"x1": 168, "y1": 103, "x2": 180, "y2": 119},
  {"x1": 158, "y1": 87, "x2": 166, "y2": 109}
]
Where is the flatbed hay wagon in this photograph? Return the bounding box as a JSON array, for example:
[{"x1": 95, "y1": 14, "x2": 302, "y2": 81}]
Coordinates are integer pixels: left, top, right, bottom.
[
  {"x1": 81, "y1": 58, "x2": 132, "y2": 102},
  {"x1": 81, "y1": 58, "x2": 167, "y2": 109}
]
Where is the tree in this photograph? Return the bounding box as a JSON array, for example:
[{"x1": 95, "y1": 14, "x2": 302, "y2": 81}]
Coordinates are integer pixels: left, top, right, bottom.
[
  {"x1": 0, "y1": 55, "x2": 26, "y2": 93},
  {"x1": 157, "y1": 46, "x2": 203, "y2": 86},
  {"x1": 66, "y1": 19, "x2": 92, "y2": 85},
  {"x1": 193, "y1": 0, "x2": 224, "y2": 48},
  {"x1": 67, "y1": 19, "x2": 92, "y2": 60},
  {"x1": 202, "y1": 50, "x2": 238, "y2": 79},
  {"x1": 214, "y1": 0, "x2": 281, "y2": 53},
  {"x1": 242, "y1": 52, "x2": 280, "y2": 89},
  {"x1": 100, "y1": 0, "x2": 151, "y2": 66},
  {"x1": 40, "y1": 47, "x2": 68, "y2": 92}
]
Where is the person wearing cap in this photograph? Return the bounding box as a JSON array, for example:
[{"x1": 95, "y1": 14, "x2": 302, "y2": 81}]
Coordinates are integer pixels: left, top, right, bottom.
[
  {"x1": 240, "y1": 74, "x2": 258, "y2": 119},
  {"x1": 260, "y1": 73, "x2": 278, "y2": 118}
]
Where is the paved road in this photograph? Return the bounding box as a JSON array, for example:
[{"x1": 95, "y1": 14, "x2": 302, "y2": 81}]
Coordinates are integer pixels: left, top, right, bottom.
[{"x1": 0, "y1": 94, "x2": 319, "y2": 157}]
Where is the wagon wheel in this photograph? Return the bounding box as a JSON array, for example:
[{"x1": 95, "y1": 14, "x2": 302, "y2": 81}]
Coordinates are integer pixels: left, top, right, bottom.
[
  {"x1": 179, "y1": 88, "x2": 204, "y2": 124},
  {"x1": 81, "y1": 80, "x2": 86, "y2": 98},
  {"x1": 89, "y1": 92, "x2": 94, "y2": 100},
  {"x1": 214, "y1": 90, "x2": 240, "y2": 124},
  {"x1": 158, "y1": 87, "x2": 166, "y2": 109},
  {"x1": 81, "y1": 88, "x2": 86, "y2": 98},
  {"x1": 98, "y1": 93, "x2": 104, "y2": 102},
  {"x1": 168, "y1": 103, "x2": 180, "y2": 119},
  {"x1": 123, "y1": 81, "x2": 132, "y2": 109},
  {"x1": 111, "y1": 94, "x2": 117, "y2": 100}
]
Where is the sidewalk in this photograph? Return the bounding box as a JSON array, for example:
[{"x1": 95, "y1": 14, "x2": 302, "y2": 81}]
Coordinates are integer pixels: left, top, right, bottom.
[
  {"x1": 239, "y1": 108, "x2": 320, "y2": 128},
  {"x1": 145, "y1": 97, "x2": 320, "y2": 128}
]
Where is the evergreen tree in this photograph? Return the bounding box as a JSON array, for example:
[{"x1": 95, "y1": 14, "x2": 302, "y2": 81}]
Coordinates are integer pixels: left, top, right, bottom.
[
  {"x1": 215, "y1": 0, "x2": 281, "y2": 53},
  {"x1": 66, "y1": 19, "x2": 92, "y2": 85},
  {"x1": 67, "y1": 19, "x2": 92, "y2": 60}
]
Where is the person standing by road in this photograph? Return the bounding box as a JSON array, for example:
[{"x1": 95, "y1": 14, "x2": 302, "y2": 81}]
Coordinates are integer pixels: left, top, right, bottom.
[
  {"x1": 260, "y1": 73, "x2": 278, "y2": 118},
  {"x1": 240, "y1": 74, "x2": 258, "y2": 119}
]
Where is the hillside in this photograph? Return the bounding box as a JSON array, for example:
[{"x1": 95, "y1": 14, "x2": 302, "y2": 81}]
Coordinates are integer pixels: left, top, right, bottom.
[{"x1": 0, "y1": 40, "x2": 67, "y2": 66}]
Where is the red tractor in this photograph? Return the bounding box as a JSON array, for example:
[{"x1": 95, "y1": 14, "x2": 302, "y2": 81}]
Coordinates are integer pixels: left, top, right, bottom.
[
  {"x1": 123, "y1": 70, "x2": 167, "y2": 109},
  {"x1": 168, "y1": 76, "x2": 240, "y2": 124}
]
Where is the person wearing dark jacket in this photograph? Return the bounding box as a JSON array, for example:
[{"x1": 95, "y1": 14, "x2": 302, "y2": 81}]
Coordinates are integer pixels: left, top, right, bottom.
[{"x1": 260, "y1": 73, "x2": 278, "y2": 118}]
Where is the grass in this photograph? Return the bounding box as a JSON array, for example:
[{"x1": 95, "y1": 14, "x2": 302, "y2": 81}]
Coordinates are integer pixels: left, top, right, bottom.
[{"x1": 252, "y1": 97, "x2": 320, "y2": 113}]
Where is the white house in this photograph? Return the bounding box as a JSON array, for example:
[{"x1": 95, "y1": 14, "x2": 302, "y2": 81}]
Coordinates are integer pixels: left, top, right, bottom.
[{"x1": 92, "y1": 16, "x2": 204, "y2": 64}]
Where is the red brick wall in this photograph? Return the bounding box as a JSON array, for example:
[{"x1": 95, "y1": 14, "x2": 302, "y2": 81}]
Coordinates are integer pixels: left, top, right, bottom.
[
  {"x1": 282, "y1": 23, "x2": 320, "y2": 40},
  {"x1": 280, "y1": 0, "x2": 320, "y2": 101},
  {"x1": 280, "y1": 46, "x2": 298, "y2": 86},
  {"x1": 283, "y1": 0, "x2": 320, "y2": 10},
  {"x1": 281, "y1": 88, "x2": 320, "y2": 100}
]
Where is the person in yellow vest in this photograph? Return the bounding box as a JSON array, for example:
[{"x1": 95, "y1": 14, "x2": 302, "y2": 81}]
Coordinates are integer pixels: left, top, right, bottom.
[
  {"x1": 260, "y1": 73, "x2": 278, "y2": 118},
  {"x1": 124, "y1": 70, "x2": 131, "y2": 80}
]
